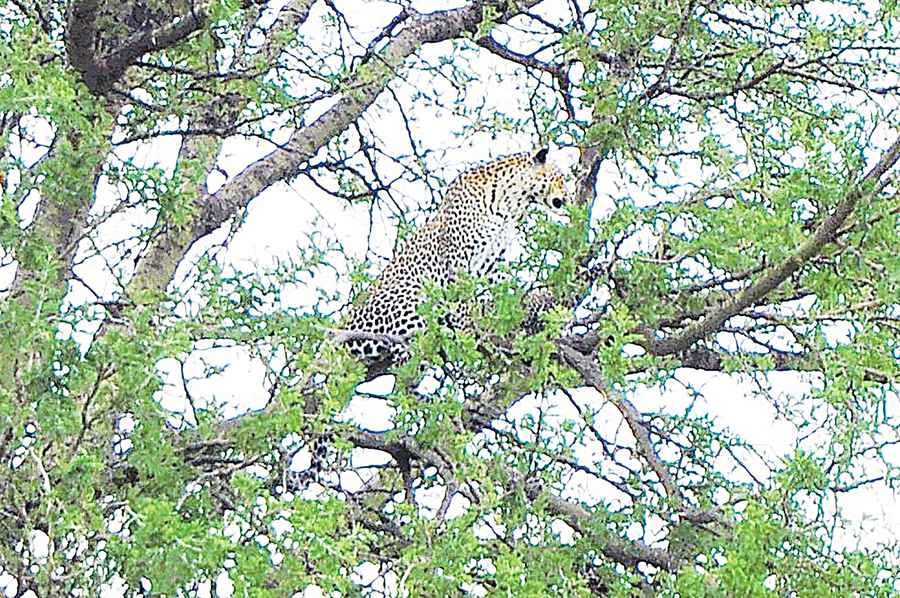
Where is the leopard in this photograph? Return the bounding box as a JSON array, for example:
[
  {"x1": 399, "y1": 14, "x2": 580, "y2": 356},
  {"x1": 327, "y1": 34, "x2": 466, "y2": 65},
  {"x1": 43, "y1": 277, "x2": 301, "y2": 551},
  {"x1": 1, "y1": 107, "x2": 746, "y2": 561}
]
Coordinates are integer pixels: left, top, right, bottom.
[
  {"x1": 341, "y1": 147, "x2": 571, "y2": 364},
  {"x1": 292, "y1": 149, "x2": 571, "y2": 486}
]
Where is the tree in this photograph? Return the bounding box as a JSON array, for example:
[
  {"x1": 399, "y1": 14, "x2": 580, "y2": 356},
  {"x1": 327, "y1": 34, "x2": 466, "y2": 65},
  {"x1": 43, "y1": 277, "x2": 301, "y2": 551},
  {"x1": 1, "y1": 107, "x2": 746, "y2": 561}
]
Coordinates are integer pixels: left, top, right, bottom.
[{"x1": 0, "y1": 0, "x2": 898, "y2": 595}]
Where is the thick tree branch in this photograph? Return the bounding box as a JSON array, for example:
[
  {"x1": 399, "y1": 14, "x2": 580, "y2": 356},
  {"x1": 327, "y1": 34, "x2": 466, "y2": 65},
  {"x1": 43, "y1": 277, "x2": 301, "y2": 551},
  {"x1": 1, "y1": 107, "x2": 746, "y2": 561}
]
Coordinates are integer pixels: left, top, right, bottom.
[
  {"x1": 101, "y1": 6, "x2": 209, "y2": 86},
  {"x1": 12, "y1": 130, "x2": 109, "y2": 294},
  {"x1": 519, "y1": 471, "x2": 681, "y2": 572},
  {"x1": 65, "y1": 0, "x2": 101, "y2": 87},
  {"x1": 66, "y1": 0, "x2": 229, "y2": 95},
  {"x1": 575, "y1": 146, "x2": 602, "y2": 207},
  {"x1": 677, "y1": 345, "x2": 889, "y2": 384},
  {"x1": 647, "y1": 131, "x2": 900, "y2": 356}
]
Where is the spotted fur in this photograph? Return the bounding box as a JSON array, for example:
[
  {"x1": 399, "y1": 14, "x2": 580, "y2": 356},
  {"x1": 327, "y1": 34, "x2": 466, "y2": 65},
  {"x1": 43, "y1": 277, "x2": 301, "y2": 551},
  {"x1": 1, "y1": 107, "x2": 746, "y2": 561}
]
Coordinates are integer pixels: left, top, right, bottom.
[{"x1": 343, "y1": 148, "x2": 570, "y2": 363}]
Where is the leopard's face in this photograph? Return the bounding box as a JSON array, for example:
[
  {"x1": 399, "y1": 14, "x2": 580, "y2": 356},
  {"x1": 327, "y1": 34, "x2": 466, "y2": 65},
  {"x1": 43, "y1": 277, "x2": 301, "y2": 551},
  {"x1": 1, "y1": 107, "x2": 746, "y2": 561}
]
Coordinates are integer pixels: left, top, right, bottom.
[
  {"x1": 532, "y1": 158, "x2": 570, "y2": 218},
  {"x1": 461, "y1": 148, "x2": 572, "y2": 219}
]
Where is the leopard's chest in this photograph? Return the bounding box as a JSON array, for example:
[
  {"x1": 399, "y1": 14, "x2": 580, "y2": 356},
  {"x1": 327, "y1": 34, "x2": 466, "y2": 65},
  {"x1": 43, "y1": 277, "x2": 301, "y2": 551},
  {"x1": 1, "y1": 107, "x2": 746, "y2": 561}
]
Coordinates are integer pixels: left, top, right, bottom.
[{"x1": 467, "y1": 216, "x2": 519, "y2": 279}]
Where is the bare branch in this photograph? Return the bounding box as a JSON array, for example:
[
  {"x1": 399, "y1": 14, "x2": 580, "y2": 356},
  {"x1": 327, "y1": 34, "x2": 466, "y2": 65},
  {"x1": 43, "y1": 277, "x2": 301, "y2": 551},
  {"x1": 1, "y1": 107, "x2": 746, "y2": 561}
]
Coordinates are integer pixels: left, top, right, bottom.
[
  {"x1": 557, "y1": 343, "x2": 684, "y2": 501},
  {"x1": 476, "y1": 36, "x2": 561, "y2": 76}
]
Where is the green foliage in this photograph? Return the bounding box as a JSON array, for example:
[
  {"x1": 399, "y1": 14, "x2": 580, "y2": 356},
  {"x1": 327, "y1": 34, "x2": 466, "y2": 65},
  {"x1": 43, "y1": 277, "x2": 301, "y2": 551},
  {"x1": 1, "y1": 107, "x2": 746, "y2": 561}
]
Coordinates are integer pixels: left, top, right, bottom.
[
  {"x1": 662, "y1": 500, "x2": 899, "y2": 597},
  {"x1": 1, "y1": 0, "x2": 899, "y2": 595}
]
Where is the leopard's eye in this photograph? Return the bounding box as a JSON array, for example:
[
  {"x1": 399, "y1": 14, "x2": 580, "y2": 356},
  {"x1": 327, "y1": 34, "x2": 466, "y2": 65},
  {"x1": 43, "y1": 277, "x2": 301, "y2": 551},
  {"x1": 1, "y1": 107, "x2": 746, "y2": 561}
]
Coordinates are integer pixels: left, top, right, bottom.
[{"x1": 551, "y1": 197, "x2": 564, "y2": 209}]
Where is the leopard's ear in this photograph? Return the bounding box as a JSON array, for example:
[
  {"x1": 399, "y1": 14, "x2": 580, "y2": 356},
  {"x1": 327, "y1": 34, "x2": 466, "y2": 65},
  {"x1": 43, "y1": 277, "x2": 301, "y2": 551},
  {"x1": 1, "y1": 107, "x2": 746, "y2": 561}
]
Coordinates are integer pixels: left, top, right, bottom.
[{"x1": 533, "y1": 147, "x2": 549, "y2": 164}]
